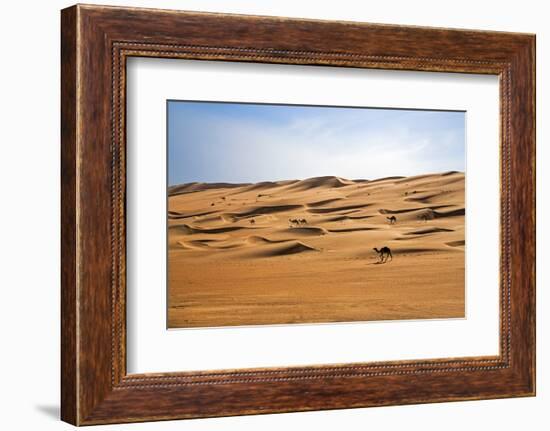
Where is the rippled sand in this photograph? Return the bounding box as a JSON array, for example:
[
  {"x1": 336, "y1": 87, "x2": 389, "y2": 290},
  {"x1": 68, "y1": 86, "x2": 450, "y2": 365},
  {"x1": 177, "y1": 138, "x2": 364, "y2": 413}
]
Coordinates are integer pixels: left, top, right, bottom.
[{"x1": 168, "y1": 171, "x2": 465, "y2": 328}]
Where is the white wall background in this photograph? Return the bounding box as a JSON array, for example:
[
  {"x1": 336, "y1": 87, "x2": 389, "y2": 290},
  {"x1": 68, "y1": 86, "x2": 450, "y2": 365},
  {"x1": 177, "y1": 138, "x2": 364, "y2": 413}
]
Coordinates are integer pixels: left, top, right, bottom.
[{"x1": 0, "y1": 0, "x2": 545, "y2": 429}]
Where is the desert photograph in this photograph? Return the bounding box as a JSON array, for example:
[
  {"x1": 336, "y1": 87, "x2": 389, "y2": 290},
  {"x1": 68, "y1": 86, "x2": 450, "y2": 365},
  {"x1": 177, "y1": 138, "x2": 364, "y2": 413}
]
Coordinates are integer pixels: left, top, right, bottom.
[{"x1": 167, "y1": 101, "x2": 465, "y2": 328}]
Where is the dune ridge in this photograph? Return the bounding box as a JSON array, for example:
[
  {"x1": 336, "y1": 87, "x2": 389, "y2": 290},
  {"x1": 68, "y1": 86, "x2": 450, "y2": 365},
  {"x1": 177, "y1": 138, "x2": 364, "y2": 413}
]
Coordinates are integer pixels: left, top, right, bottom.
[
  {"x1": 168, "y1": 182, "x2": 249, "y2": 196},
  {"x1": 284, "y1": 176, "x2": 355, "y2": 191}
]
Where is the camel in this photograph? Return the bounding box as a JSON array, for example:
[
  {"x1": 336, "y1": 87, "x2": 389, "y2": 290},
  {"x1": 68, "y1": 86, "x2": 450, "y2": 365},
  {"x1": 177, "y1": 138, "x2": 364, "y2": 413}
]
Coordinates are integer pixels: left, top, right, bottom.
[
  {"x1": 249, "y1": 219, "x2": 255, "y2": 224},
  {"x1": 373, "y1": 246, "x2": 393, "y2": 263},
  {"x1": 386, "y1": 215, "x2": 397, "y2": 225},
  {"x1": 289, "y1": 218, "x2": 308, "y2": 227}
]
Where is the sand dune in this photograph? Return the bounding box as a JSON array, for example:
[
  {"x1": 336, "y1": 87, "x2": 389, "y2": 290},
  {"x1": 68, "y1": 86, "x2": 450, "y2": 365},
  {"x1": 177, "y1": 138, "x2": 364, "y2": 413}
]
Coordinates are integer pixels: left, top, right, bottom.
[
  {"x1": 446, "y1": 240, "x2": 466, "y2": 247},
  {"x1": 168, "y1": 181, "x2": 247, "y2": 196},
  {"x1": 323, "y1": 214, "x2": 374, "y2": 222},
  {"x1": 284, "y1": 175, "x2": 355, "y2": 191},
  {"x1": 307, "y1": 198, "x2": 346, "y2": 207},
  {"x1": 327, "y1": 226, "x2": 379, "y2": 233},
  {"x1": 230, "y1": 204, "x2": 304, "y2": 218},
  {"x1": 170, "y1": 224, "x2": 250, "y2": 235},
  {"x1": 307, "y1": 203, "x2": 371, "y2": 214},
  {"x1": 246, "y1": 235, "x2": 292, "y2": 244},
  {"x1": 168, "y1": 209, "x2": 217, "y2": 219},
  {"x1": 378, "y1": 205, "x2": 449, "y2": 214},
  {"x1": 275, "y1": 227, "x2": 328, "y2": 237},
  {"x1": 404, "y1": 227, "x2": 455, "y2": 235},
  {"x1": 252, "y1": 241, "x2": 319, "y2": 257},
  {"x1": 168, "y1": 171, "x2": 465, "y2": 328},
  {"x1": 434, "y1": 208, "x2": 465, "y2": 218}
]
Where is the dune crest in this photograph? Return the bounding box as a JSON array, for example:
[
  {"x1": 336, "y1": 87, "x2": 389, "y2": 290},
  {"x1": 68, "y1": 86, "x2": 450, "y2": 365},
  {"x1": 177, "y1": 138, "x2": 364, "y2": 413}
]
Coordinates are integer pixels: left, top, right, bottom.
[
  {"x1": 284, "y1": 176, "x2": 355, "y2": 191},
  {"x1": 168, "y1": 181, "x2": 248, "y2": 196},
  {"x1": 252, "y1": 241, "x2": 319, "y2": 257}
]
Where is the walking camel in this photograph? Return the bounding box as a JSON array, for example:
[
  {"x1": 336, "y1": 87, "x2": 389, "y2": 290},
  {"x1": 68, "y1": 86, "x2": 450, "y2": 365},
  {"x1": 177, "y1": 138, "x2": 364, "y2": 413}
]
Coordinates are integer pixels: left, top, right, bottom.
[
  {"x1": 289, "y1": 218, "x2": 307, "y2": 227},
  {"x1": 373, "y1": 246, "x2": 393, "y2": 263},
  {"x1": 386, "y1": 215, "x2": 397, "y2": 225}
]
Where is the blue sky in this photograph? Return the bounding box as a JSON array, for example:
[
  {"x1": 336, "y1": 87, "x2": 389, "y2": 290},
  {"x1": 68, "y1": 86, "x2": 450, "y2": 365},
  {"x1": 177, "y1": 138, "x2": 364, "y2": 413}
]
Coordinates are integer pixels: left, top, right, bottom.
[{"x1": 168, "y1": 101, "x2": 465, "y2": 186}]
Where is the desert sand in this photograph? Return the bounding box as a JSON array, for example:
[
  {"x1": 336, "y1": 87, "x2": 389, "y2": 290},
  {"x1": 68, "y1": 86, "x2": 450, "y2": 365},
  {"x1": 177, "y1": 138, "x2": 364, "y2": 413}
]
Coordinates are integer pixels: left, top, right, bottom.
[{"x1": 167, "y1": 171, "x2": 465, "y2": 328}]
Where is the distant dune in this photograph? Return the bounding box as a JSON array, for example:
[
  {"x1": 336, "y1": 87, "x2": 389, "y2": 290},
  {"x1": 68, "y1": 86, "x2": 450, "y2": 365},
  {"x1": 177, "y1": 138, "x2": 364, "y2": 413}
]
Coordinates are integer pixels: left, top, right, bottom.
[
  {"x1": 168, "y1": 181, "x2": 249, "y2": 196},
  {"x1": 168, "y1": 171, "x2": 465, "y2": 328}
]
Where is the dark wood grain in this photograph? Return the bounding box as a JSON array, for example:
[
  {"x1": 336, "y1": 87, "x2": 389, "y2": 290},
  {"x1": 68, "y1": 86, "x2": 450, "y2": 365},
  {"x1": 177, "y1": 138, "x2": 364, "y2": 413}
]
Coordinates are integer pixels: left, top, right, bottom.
[
  {"x1": 61, "y1": 4, "x2": 535, "y2": 425},
  {"x1": 60, "y1": 5, "x2": 78, "y2": 425}
]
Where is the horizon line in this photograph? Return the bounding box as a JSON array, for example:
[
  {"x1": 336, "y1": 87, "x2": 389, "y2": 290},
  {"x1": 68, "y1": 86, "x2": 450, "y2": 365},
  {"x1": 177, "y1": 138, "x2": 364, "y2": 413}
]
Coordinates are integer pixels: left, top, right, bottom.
[{"x1": 168, "y1": 170, "x2": 465, "y2": 190}]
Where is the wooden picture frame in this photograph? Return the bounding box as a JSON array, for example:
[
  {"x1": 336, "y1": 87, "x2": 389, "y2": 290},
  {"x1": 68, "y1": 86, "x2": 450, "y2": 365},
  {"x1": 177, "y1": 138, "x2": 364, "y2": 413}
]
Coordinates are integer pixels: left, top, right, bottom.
[{"x1": 61, "y1": 4, "x2": 535, "y2": 425}]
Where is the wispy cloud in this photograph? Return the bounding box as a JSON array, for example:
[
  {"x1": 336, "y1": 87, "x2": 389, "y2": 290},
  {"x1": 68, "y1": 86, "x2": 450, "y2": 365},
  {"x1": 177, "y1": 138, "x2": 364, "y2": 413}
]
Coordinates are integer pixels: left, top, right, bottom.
[{"x1": 168, "y1": 102, "x2": 465, "y2": 185}]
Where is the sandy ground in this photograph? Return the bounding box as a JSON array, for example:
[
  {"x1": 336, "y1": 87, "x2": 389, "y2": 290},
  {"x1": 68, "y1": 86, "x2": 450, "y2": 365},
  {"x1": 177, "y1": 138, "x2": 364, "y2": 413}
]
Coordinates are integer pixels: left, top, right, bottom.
[{"x1": 167, "y1": 172, "x2": 465, "y2": 328}]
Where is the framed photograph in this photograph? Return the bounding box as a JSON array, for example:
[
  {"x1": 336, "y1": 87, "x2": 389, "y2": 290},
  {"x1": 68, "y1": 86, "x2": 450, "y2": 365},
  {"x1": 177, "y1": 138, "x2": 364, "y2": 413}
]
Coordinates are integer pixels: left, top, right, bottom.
[
  {"x1": 165, "y1": 101, "x2": 467, "y2": 329},
  {"x1": 61, "y1": 4, "x2": 535, "y2": 425}
]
